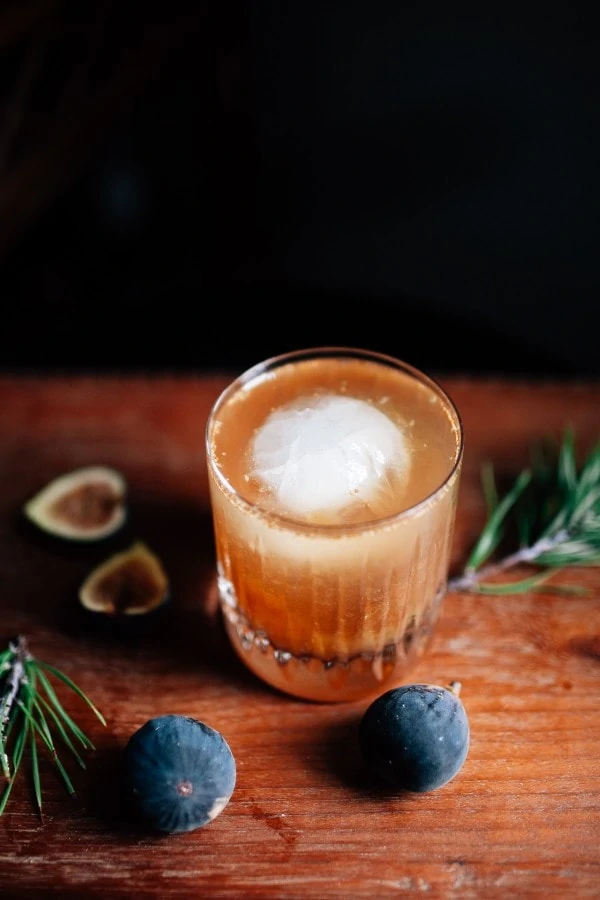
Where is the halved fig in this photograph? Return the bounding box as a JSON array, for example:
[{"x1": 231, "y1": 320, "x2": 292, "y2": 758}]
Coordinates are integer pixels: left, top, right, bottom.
[
  {"x1": 24, "y1": 466, "x2": 127, "y2": 542},
  {"x1": 79, "y1": 542, "x2": 169, "y2": 618}
]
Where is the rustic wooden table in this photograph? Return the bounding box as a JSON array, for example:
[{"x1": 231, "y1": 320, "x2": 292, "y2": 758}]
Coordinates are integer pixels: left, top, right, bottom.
[{"x1": 0, "y1": 375, "x2": 598, "y2": 899}]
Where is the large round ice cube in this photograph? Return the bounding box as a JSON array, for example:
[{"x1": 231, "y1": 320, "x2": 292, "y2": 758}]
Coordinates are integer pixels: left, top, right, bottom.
[{"x1": 250, "y1": 395, "x2": 410, "y2": 522}]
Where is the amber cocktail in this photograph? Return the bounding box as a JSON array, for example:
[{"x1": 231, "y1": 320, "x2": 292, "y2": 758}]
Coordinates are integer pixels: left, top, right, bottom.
[{"x1": 206, "y1": 348, "x2": 463, "y2": 702}]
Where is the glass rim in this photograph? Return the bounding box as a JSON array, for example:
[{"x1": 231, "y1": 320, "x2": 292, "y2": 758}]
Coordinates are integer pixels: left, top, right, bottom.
[{"x1": 205, "y1": 346, "x2": 464, "y2": 535}]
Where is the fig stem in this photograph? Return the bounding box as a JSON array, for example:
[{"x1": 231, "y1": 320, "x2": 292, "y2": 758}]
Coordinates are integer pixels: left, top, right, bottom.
[{"x1": 447, "y1": 681, "x2": 462, "y2": 697}]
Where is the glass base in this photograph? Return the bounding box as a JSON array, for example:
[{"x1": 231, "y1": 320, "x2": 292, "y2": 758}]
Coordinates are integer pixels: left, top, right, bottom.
[{"x1": 218, "y1": 572, "x2": 439, "y2": 702}]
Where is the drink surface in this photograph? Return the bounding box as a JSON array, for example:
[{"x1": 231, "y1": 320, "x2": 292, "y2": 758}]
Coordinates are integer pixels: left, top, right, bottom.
[
  {"x1": 207, "y1": 354, "x2": 462, "y2": 702},
  {"x1": 210, "y1": 356, "x2": 460, "y2": 524}
]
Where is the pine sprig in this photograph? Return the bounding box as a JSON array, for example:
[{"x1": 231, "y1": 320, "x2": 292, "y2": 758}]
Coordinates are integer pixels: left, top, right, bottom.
[
  {"x1": 0, "y1": 636, "x2": 106, "y2": 819},
  {"x1": 448, "y1": 429, "x2": 600, "y2": 595}
]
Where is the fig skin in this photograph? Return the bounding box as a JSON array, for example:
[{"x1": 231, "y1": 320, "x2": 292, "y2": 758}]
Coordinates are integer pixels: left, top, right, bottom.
[
  {"x1": 123, "y1": 715, "x2": 236, "y2": 834},
  {"x1": 359, "y1": 682, "x2": 470, "y2": 793}
]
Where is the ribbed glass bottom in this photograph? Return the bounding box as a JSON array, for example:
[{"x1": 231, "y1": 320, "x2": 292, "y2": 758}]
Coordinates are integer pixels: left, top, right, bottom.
[{"x1": 219, "y1": 572, "x2": 442, "y2": 702}]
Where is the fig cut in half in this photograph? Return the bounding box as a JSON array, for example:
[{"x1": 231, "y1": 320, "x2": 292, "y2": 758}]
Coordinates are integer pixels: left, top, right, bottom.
[
  {"x1": 24, "y1": 466, "x2": 127, "y2": 542},
  {"x1": 79, "y1": 542, "x2": 169, "y2": 618}
]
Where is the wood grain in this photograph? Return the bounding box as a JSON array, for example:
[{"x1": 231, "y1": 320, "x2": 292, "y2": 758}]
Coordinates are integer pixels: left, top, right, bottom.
[{"x1": 0, "y1": 374, "x2": 598, "y2": 899}]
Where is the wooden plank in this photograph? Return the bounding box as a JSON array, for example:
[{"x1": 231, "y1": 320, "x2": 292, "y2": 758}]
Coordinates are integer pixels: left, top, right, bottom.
[{"x1": 0, "y1": 375, "x2": 598, "y2": 899}]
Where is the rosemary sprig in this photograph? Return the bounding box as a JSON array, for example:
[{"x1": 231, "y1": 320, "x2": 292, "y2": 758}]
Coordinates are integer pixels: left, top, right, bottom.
[
  {"x1": 0, "y1": 636, "x2": 106, "y2": 818},
  {"x1": 448, "y1": 429, "x2": 600, "y2": 595}
]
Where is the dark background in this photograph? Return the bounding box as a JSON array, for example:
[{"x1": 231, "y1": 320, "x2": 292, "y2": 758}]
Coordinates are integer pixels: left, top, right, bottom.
[{"x1": 1, "y1": 2, "x2": 599, "y2": 377}]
